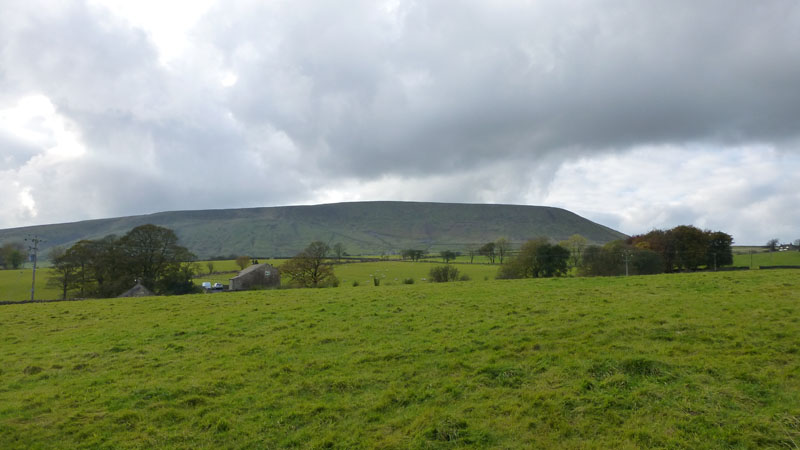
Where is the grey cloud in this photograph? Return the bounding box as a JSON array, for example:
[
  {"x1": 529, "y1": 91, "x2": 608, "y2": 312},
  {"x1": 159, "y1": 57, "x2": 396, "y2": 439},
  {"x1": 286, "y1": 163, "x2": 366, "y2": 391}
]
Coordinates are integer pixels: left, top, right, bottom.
[
  {"x1": 205, "y1": 0, "x2": 800, "y2": 180},
  {"x1": 0, "y1": 132, "x2": 40, "y2": 168},
  {"x1": 1, "y1": 0, "x2": 799, "y2": 243}
]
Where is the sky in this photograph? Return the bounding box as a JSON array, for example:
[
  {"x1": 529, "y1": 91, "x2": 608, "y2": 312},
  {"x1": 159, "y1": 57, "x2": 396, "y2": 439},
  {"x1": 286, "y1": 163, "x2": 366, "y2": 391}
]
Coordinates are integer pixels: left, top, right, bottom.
[{"x1": 1, "y1": 0, "x2": 799, "y2": 245}]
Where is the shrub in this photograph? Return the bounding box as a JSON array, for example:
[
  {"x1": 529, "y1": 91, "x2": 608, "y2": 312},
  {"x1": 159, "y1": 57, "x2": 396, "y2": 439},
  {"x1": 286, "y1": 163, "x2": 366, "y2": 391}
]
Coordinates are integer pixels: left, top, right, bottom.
[
  {"x1": 429, "y1": 265, "x2": 460, "y2": 282},
  {"x1": 373, "y1": 277, "x2": 380, "y2": 286},
  {"x1": 403, "y1": 278, "x2": 415, "y2": 284},
  {"x1": 352, "y1": 280, "x2": 360, "y2": 287}
]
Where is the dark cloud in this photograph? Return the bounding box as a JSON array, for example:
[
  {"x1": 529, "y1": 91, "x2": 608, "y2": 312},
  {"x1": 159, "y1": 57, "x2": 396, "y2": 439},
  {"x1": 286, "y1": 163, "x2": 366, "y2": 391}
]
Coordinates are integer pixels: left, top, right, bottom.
[
  {"x1": 1, "y1": 0, "x2": 799, "y2": 243},
  {"x1": 207, "y1": 0, "x2": 800, "y2": 178}
]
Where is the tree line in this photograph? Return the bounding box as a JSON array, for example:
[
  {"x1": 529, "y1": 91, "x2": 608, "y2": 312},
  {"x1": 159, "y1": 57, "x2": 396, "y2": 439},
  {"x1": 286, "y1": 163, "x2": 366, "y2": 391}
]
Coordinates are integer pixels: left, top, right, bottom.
[
  {"x1": 47, "y1": 224, "x2": 198, "y2": 299},
  {"x1": 494, "y1": 225, "x2": 733, "y2": 279}
]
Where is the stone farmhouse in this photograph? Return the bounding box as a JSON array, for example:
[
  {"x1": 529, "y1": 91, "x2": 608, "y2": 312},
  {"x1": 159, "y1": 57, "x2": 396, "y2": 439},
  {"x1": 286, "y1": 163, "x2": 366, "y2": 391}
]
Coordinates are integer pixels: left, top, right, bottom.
[{"x1": 229, "y1": 263, "x2": 280, "y2": 291}]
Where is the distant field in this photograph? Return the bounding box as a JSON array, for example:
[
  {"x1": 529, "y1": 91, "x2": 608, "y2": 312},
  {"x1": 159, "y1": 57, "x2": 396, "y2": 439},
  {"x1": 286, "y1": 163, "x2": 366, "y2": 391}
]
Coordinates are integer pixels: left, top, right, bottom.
[
  {"x1": 0, "y1": 268, "x2": 59, "y2": 302},
  {"x1": 193, "y1": 259, "x2": 501, "y2": 288},
  {"x1": 2, "y1": 270, "x2": 798, "y2": 448},
  {"x1": 732, "y1": 250, "x2": 800, "y2": 268},
  {"x1": 333, "y1": 261, "x2": 498, "y2": 286}
]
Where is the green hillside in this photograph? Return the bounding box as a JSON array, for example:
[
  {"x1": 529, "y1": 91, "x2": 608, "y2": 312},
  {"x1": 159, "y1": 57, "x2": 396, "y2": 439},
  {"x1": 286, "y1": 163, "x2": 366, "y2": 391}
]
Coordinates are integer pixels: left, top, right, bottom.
[{"x1": 0, "y1": 202, "x2": 626, "y2": 259}]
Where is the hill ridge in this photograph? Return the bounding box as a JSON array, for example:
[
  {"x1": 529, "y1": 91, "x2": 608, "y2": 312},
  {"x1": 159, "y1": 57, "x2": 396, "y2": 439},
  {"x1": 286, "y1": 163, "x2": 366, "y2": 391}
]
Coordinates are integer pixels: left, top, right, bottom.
[{"x1": 0, "y1": 201, "x2": 627, "y2": 259}]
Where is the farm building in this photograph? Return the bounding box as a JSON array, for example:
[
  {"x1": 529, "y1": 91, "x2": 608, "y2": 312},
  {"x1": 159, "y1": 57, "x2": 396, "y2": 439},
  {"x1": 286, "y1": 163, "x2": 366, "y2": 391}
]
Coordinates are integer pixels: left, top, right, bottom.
[
  {"x1": 118, "y1": 281, "x2": 155, "y2": 297},
  {"x1": 229, "y1": 263, "x2": 280, "y2": 291}
]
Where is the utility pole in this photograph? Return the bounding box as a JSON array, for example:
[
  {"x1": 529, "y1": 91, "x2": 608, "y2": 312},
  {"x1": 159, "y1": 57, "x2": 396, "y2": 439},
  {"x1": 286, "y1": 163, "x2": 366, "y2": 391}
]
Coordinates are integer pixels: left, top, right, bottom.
[{"x1": 25, "y1": 235, "x2": 45, "y2": 301}]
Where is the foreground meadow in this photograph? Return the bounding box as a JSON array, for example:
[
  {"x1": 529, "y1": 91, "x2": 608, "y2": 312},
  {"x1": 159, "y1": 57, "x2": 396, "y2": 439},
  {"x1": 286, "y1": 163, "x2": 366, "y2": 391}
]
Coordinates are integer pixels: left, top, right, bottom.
[{"x1": 1, "y1": 270, "x2": 799, "y2": 448}]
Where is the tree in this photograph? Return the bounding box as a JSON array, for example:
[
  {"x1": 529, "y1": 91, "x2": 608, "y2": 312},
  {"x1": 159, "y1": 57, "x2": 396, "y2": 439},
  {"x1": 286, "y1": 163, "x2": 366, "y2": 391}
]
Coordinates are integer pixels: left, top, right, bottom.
[
  {"x1": 465, "y1": 245, "x2": 477, "y2": 264},
  {"x1": 440, "y1": 250, "x2": 457, "y2": 263},
  {"x1": 579, "y1": 245, "x2": 620, "y2": 277},
  {"x1": 631, "y1": 226, "x2": 733, "y2": 272},
  {"x1": 766, "y1": 238, "x2": 780, "y2": 252},
  {"x1": 402, "y1": 249, "x2": 424, "y2": 262},
  {"x1": 668, "y1": 225, "x2": 708, "y2": 270},
  {"x1": 479, "y1": 242, "x2": 496, "y2": 264},
  {"x1": 235, "y1": 255, "x2": 250, "y2": 270},
  {"x1": 495, "y1": 238, "x2": 510, "y2": 264},
  {"x1": 794, "y1": 239, "x2": 800, "y2": 249},
  {"x1": 120, "y1": 224, "x2": 195, "y2": 291},
  {"x1": 498, "y1": 238, "x2": 569, "y2": 279},
  {"x1": 560, "y1": 234, "x2": 588, "y2": 268},
  {"x1": 631, "y1": 248, "x2": 664, "y2": 275},
  {"x1": 62, "y1": 239, "x2": 100, "y2": 298},
  {"x1": 206, "y1": 261, "x2": 215, "y2": 274},
  {"x1": 281, "y1": 241, "x2": 338, "y2": 288},
  {"x1": 1, "y1": 242, "x2": 26, "y2": 269},
  {"x1": 706, "y1": 231, "x2": 733, "y2": 269},
  {"x1": 53, "y1": 225, "x2": 195, "y2": 298},
  {"x1": 84, "y1": 236, "x2": 127, "y2": 298},
  {"x1": 333, "y1": 242, "x2": 346, "y2": 261},
  {"x1": 157, "y1": 262, "x2": 200, "y2": 295},
  {"x1": 47, "y1": 246, "x2": 78, "y2": 300}
]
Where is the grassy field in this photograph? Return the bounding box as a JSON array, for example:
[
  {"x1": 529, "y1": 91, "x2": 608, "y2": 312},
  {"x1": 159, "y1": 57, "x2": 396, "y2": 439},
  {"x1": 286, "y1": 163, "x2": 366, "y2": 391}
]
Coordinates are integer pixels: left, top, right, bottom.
[
  {"x1": 333, "y1": 261, "x2": 498, "y2": 286},
  {"x1": 2, "y1": 270, "x2": 799, "y2": 448},
  {"x1": 1, "y1": 260, "x2": 500, "y2": 301},
  {"x1": 192, "y1": 260, "x2": 500, "y2": 288},
  {"x1": 732, "y1": 250, "x2": 800, "y2": 268},
  {"x1": 0, "y1": 268, "x2": 60, "y2": 302}
]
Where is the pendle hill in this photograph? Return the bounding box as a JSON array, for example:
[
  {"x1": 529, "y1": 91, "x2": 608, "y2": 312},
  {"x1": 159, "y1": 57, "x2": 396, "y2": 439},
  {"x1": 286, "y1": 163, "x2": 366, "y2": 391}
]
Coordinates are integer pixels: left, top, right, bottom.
[{"x1": 0, "y1": 202, "x2": 626, "y2": 259}]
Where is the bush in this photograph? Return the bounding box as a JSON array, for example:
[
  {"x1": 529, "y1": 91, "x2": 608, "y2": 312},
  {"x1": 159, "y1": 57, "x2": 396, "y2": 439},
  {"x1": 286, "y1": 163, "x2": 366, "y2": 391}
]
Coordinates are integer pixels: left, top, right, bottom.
[
  {"x1": 352, "y1": 280, "x2": 360, "y2": 287},
  {"x1": 429, "y1": 265, "x2": 460, "y2": 282},
  {"x1": 403, "y1": 278, "x2": 415, "y2": 284},
  {"x1": 373, "y1": 277, "x2": 380, "y2": 286}
]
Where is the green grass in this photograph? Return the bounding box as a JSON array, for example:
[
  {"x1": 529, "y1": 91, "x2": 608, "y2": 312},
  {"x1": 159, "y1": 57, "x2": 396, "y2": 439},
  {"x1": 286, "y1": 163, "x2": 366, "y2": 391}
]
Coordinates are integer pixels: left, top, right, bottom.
[
  {"x1": 193, "y1": 260, "x2": 500, "y2": 288},
  {"x1": 732, "y1": 250, "x2": 800, "y2": 268},
  {"x1": 0, "y1": 268, "x2": 60, "y2": 302},
  {"x1": 333, "y1": 261, "x2": 498, "y2": 286},
  {"x1": 2, "y1": 270, "x2": 799, "y2": 448}
]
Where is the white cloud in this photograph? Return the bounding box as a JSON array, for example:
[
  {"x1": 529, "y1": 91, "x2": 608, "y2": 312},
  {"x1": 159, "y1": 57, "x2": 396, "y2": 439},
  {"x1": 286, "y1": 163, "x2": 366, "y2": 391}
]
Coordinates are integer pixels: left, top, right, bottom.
[{"x1": 543, "y1": 146, "x2": 800, "y2": 244}]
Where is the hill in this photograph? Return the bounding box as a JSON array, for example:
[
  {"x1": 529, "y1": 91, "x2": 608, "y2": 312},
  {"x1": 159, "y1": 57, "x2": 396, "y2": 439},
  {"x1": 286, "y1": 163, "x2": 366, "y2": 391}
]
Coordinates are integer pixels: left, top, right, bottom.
[{"x1": 0, "y1": 201, "x2": 626, "y2": 259}]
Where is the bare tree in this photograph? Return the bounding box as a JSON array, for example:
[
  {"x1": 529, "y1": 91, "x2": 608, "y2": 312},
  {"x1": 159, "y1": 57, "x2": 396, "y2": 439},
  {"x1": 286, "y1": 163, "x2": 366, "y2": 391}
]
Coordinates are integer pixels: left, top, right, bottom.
[
  {"x1": 465, "y1": 245, "x2": 477, "y2": 264},
  {"x1": 281, "y1": 241, "x2": 338, "y2": 288},
  {"x1": 495, "y1": 237, "x2": 510, "y2": 264},
  {"x1": 333, "y1": 242, "x2": 345, "y2": 261},
  {"x1": 479, "y1": 242, "x2": 496, "y2": 264},
  {"x1": 766, "y1": 238, "x2": 780, "y2": 252},
  {"x1": 235, "y1": 255, "x2": 250, "y2": 270}
]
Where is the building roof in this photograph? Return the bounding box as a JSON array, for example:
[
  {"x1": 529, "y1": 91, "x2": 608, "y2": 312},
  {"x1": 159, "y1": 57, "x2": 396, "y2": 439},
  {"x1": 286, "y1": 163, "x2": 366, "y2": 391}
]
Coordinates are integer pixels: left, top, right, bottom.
[
  {"x1": 230, "y1": 262, "x2": 274, "y2": 280},
  {"x1": 118, "y1": 281, "x2": 155, "y2": 298}
]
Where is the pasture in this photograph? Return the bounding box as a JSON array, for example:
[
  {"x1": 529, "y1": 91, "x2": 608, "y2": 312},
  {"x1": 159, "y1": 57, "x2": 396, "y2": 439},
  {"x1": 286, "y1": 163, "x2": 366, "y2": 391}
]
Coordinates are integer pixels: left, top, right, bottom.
[
  {"x1": 1, "y1": 270, "x2": 799, "y2": 448},
  {"x1": 0, "y1": 268, "x2": 59, "y2": 302},
  {"x1": 732, "y1": 250, "x2": 800, "y2": 268}
]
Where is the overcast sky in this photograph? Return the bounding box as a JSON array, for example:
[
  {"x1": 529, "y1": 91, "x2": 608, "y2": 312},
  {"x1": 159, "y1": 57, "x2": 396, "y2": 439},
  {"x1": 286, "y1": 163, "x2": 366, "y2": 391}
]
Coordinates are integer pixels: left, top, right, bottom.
[{"x1": 2, "y1": 0, "x2": 799, "y2": 244}]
